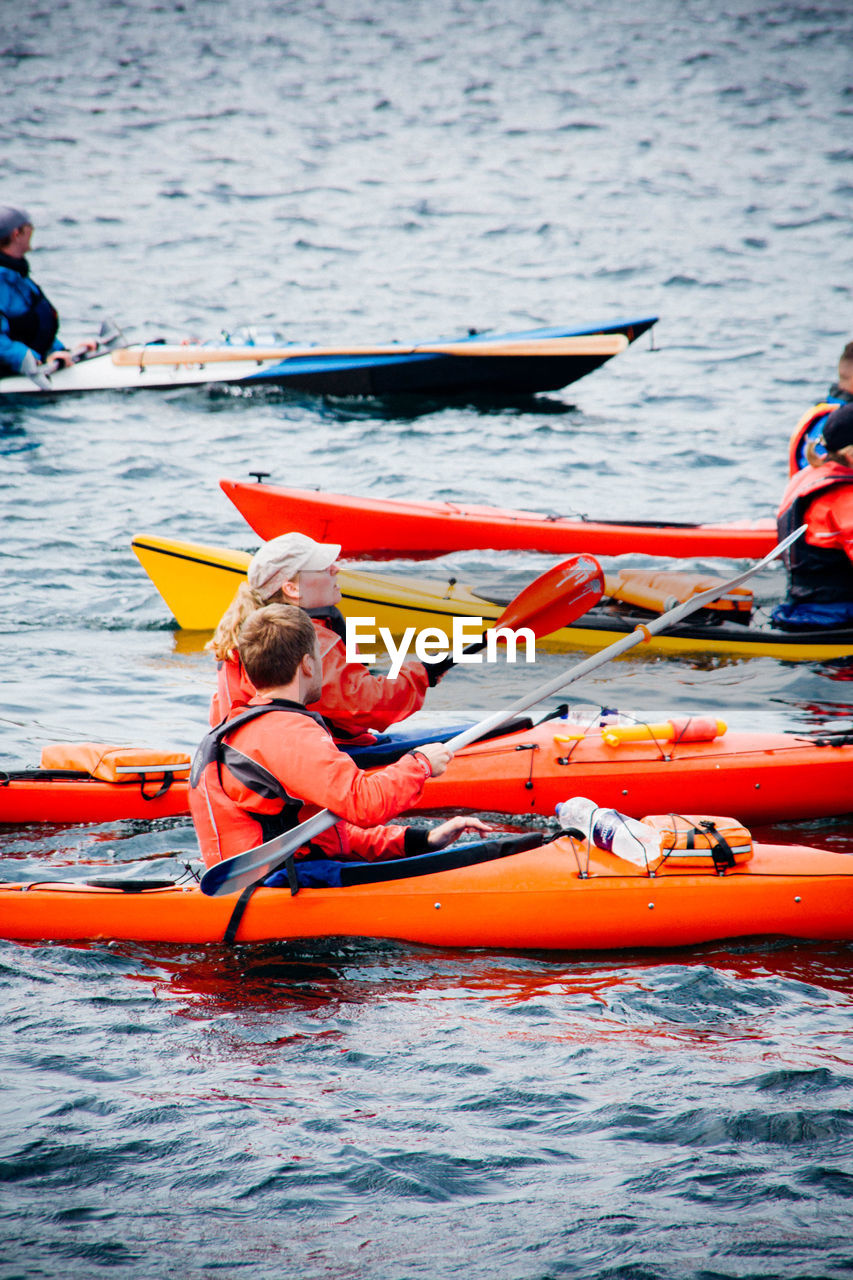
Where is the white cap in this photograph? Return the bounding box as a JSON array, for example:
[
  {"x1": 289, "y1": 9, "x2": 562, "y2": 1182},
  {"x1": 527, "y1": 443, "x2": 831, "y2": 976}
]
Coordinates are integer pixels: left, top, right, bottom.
[{"x1": 247, "y1": 531, "x2": 341, "y2": 600}]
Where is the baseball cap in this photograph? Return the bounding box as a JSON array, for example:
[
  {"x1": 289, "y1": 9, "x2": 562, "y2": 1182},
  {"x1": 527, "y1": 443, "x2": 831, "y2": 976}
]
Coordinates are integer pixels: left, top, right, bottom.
[{"x1": 247, "y1": 532, "x2": 341, "y2": 600}]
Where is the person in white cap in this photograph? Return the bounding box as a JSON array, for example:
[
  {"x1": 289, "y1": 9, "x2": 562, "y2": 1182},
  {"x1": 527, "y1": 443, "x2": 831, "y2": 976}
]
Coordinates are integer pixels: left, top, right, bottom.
[
  {"x1": 0, "y1": 205, "x2": 97, "y2": 382},
  {"x1": 207, "y1": 531, "x2": 440, "y2": 743}
]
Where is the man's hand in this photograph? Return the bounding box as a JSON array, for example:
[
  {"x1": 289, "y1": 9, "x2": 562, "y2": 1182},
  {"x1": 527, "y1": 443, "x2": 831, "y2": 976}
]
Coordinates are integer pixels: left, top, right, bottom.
[
  {"x1": 19, "y1": 350, "x2": 52, "y2": 389},
  {"x1": 47, "y1": 340, "x2": 99, "y2": 370},
  {"x1": 412, "y1": 742, "x2": 454, "y2": 777},
  {"x1": 426, "y1": 816, "x2": 494, "y2": 849}
]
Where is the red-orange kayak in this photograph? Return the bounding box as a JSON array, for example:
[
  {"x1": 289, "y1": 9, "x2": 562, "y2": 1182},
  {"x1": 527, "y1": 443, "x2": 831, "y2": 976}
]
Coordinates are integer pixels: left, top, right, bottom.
[
  {"x1": 220, "y1": 478, "x2": 778, "y2": 561},
  {"x1": 0, "y1": 769, "x2": 190, "y2": 824},
  {"x1": 1, "y1": 834, "x2": 850, "y2": 948},
  {"x1": 3, "y1": 720, "x2": 852, "y2": 826}
]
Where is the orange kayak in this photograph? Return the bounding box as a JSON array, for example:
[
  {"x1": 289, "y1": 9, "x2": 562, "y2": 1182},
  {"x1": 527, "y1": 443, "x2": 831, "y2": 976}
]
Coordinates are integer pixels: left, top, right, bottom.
[
  {"x1": 220, "y1": 478, "x2": 778, "y2": 561},
  {"x1": 3, "y1": 719, "x2": 853, "y2": 826},
  {"x1": 1, "y1": 833, "x2": 850, "y2": 948}
]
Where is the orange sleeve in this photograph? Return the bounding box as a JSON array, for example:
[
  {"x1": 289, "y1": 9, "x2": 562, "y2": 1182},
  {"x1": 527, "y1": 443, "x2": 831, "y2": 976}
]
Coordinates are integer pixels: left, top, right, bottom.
[
  {"x1": 333, "y1": 821, "x2": 410, "y2": 861},
  {"x1": 806, "y1": 488, "x2": 853, "y2": 560},
  {"x1": 246, "y1": 713, "x2": 431, "y2": 862},
  {"x1": 308, "y1": 623, "x2": 429, "y2": 736}
]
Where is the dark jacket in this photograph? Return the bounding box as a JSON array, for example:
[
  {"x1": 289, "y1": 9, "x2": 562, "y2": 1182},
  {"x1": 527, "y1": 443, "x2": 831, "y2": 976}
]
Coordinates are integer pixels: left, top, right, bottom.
[{"x1": 0, "y1": 252, "x2": 61, "y2": 374}]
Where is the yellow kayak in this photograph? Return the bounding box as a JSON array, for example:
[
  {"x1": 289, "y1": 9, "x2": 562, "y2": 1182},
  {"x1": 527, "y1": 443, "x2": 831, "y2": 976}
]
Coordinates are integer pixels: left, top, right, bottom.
[{"x1": 131, "y1": 534, "x2": 853, "y2": 661}]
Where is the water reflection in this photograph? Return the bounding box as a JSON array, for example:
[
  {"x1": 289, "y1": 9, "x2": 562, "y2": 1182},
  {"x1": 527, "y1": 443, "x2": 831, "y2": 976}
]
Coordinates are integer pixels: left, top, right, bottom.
[{"x1": 116, "y1": 934, "x2": 853, "y2": 1023}]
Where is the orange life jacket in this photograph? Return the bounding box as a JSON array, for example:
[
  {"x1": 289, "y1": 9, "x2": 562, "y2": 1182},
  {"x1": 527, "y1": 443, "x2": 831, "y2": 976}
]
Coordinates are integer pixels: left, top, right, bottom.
[
  {"x1": 787, "y1": 400, "x2": 848, "y2": 476},
  {"x1": 777, "y1": 462, "x2": 853, "y2": 603},
  {"x1": 209, "y1": 611, "x2": 428, "y2": 744},
  {"x1": 189, "y1": 697, "x2": 429, "y2": 867}
]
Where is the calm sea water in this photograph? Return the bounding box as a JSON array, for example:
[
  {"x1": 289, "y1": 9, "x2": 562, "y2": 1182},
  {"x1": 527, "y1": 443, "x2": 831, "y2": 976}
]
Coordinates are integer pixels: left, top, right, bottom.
[{"x1": 2, "y1": 2, "x2": 852, "y2": 1276}]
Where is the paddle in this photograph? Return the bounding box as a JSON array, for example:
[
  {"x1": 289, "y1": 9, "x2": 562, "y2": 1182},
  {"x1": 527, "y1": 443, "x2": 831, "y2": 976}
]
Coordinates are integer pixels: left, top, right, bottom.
[
  {"x1": 33, "y1": 320, "x2": 125, "y2": 385},
  {"x1": 200, "y1": 527, "x2": 803, "y2": 899},
  {"x1": 111, "y1": 333, "x2": 629, "y2": 368},
  {"x1": 449, "y1": 552, "x2": 605, "y2": 666}
]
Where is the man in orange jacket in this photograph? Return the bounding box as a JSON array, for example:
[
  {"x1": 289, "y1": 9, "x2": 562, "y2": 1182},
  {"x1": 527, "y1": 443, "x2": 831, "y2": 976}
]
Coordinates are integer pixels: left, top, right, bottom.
[
  {"x1": 773, "y1": 403, "x2": 853, "y2": 630},
  {"x1": 207, "y1": 531, "x2": 440, "y2": 744},
  {"x1": 190, "y1": 602, "x2": 489, "y2": 870}
]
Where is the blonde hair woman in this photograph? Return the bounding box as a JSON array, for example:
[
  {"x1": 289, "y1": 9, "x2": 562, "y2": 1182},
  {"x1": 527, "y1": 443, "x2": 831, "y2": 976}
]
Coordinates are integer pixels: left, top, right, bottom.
[{"x1": 207, "y1": 532, "x2": 437, "y2": 742}]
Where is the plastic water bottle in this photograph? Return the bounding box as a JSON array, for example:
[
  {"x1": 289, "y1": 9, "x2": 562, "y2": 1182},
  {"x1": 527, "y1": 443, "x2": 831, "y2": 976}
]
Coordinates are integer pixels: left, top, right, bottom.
[
  {"x1": 561, "y1": 704, "x2": 626, "y2": 728},
  {"x1": 555, "y1": 796, "x2": 662, "y2": 868}
]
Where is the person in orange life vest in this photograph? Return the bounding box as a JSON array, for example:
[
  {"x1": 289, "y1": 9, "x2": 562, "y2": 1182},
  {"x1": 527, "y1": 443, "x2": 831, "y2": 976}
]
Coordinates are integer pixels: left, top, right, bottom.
[
  {"x1": 207, "y1": 531, "x2": 442, "y2": 744},
  {"x1": 791, "y1": 341, "x2": 853, "y2": 472},
  {"x1": 773, "y1": 403, "x2": 853, "y2": 631},
  {"x1": 189, "y1": 602, "x2": 490, "y2": 869}
]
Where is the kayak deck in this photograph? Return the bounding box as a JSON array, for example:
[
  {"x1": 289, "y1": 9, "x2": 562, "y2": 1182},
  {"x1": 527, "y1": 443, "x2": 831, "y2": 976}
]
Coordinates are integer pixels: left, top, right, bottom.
[{"x1": 1, "y1": 839, "x2": 850, "y2": 948}]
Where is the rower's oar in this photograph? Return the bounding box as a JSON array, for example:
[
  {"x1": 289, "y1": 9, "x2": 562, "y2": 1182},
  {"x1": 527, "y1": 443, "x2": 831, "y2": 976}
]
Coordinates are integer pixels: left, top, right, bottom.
[
  {"x1": 31, "y1": 320, "x2": 122, "y2": 387},
  {"x1": 111, "y1": 333, "x2": 628, "y2": 368},
  {"x1": 447, "y1": 552, "x2": 605, "y2": 667},
  {"x1": 200, "y1": 527, "x2": 803, "y2": 899}
]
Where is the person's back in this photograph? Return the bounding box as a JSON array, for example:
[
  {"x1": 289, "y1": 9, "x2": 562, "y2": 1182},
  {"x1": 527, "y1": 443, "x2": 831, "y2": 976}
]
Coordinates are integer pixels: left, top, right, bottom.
[
  {"x1": 0, "y1": 205, "x2": 96, "y2": 382},
  {"x1": 191, "y1": 693, "x2": 433, "y2": 866},
  {"x1": 0, "y1": 207, "x2": 60, "y2": 378}
]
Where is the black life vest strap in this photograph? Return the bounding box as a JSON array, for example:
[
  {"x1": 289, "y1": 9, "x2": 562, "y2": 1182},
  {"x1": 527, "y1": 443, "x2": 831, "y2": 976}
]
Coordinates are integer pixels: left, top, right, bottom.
[
  {"x1": 191, "y1": 699, "x2": 328, "y2": 783},
  {"x1": 222, "y1": 849, "x2": 303, "y2": 943},
  {"x1": 191, "y1": 701, "x2": 329, "y2": 833}
]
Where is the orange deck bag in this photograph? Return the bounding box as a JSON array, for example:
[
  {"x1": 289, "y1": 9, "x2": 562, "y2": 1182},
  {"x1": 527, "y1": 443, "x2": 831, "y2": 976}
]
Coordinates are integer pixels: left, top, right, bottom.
[
  {"x1": 39, "y1": 743, "x2": 191, "y2": 783},
  {"x1": 642, "y1": 813, "x2": 753, "y2": 872}
]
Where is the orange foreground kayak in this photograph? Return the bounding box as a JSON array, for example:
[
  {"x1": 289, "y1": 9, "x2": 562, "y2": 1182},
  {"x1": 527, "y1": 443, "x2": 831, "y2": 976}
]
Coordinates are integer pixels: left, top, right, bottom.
[
  {"x1": 1, "y1": 835, "x2": 851, "y2": 948},
  {"x1": 3, "y1": 719, "x2": 853, "y2": 826}
]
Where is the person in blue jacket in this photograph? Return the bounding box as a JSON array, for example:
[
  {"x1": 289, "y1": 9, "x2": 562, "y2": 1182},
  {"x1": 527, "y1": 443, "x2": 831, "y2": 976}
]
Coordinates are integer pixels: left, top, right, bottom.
[{"x1": 0, "y1": 205, "x2": 95, "y2": 382}]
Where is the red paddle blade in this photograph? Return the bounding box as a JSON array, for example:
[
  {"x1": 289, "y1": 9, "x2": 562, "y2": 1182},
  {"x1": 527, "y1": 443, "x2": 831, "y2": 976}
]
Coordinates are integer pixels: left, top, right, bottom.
[{"x1": 494, "y1": 554, "x2": 604, "y2": 639}]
